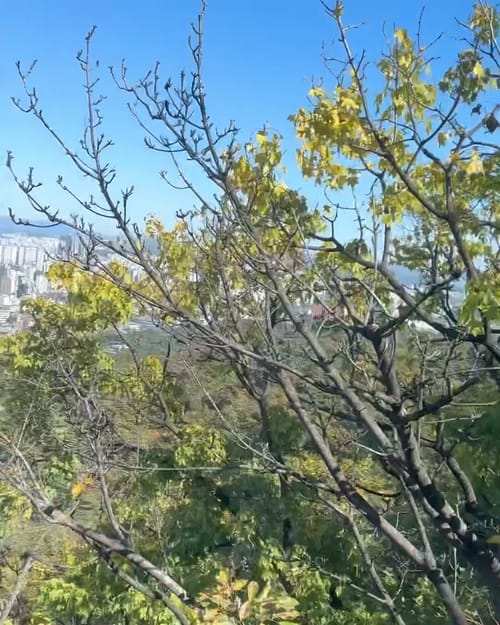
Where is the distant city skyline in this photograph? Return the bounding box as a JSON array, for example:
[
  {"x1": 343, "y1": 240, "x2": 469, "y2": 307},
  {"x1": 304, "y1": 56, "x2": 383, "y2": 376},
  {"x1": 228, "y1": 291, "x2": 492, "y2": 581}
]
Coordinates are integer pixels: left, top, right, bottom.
[{"x1": 0, "y1": 222, "x2": 468, "y2": 337}]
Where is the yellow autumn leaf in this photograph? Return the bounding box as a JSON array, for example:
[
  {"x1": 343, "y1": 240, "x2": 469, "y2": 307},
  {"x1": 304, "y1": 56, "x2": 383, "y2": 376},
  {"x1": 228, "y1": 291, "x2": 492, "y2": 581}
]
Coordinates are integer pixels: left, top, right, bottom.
[
  {"x1": 394, "y1": 28, "x2": 408, "y2": 45},
  {"x1": 247, "y1": 580, "x2": 259, "y2": 602},
  {"x1": 71, "y1": 482, "x2": 87, "y2": 499},
  {"x1": 216, "y1": 569, "x2": 230, "y2": 585},
  {"x1": 472, "y1": 61, "x2": 486, "y2": 78},
  {"x1": 71, "y1": 476, "x2": 94, "y2": 498},
  {"x1": 256, "y1": 131, "x2": 267, "y2": 145},
  {"x1": 466, "y1": 151, "x2": 484, "y2": 175},
  {"x1": 309, "y1": 86, "x2": 325, "y2": 98}
]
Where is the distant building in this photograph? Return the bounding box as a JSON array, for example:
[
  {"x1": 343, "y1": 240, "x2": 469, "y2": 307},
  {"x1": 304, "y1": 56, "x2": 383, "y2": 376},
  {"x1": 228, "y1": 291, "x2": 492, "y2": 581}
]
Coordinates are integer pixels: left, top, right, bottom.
[{"x1": 0, "y1": 267, "x2": 17, "y2": 296}]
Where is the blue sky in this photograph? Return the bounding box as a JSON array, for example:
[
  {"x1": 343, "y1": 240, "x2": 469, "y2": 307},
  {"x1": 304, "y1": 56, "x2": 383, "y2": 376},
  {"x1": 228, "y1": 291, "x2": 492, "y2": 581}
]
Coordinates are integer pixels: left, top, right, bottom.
[{"x1": 0, "y1": 0, "x2": 475, "y2": 237}]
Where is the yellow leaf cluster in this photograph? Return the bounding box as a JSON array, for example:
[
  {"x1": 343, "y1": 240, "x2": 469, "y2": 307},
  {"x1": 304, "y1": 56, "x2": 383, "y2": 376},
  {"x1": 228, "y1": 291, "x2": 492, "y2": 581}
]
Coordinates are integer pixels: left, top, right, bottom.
[{"x1": 71, "y1": 476, "x2": 95, "y2": 499}]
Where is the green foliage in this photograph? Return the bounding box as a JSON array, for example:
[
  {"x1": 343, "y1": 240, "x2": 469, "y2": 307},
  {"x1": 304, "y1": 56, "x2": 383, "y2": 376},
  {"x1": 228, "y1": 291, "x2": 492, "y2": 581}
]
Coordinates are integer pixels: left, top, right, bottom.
[{"x1": 175, "y1": 425, "x2": 228, "y2": 468}]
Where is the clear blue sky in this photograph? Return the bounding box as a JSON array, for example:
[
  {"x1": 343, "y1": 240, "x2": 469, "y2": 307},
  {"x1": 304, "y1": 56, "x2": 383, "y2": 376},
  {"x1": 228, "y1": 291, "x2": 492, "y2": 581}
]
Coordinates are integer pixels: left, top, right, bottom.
[{"x1": 0, "y1": 0, "x2": 475, "y2": 237}]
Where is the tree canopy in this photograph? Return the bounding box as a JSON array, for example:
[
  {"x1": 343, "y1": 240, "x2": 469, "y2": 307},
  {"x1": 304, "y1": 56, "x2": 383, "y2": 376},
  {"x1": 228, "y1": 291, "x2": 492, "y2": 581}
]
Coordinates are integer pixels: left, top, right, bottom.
[{"x1": 1, "y1": 2, "x2": 499, "y2": 625}]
